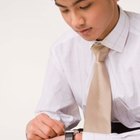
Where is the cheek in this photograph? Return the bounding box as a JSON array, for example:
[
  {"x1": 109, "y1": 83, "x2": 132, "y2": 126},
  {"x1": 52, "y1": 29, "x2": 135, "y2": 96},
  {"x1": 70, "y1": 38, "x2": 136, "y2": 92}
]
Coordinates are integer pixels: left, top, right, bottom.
[
  {"x1": 88, "y1": 11, "x2": 105, "y2": 28},
  {"x1": 85, "y1": 5, "x2": 104, "y2": 27},
  {"x1": 92, "y1": 9, "x2": 112, "y2": 29},
  {"x1": 61, "y1": 14, "x2": 72, "y2": 27}
]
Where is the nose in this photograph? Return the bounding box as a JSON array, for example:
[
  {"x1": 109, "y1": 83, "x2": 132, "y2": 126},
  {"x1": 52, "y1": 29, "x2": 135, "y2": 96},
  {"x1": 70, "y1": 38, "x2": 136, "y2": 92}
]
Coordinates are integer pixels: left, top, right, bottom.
[{"x1": 70, "y1": 12, "x2": 85, "y2": 28}]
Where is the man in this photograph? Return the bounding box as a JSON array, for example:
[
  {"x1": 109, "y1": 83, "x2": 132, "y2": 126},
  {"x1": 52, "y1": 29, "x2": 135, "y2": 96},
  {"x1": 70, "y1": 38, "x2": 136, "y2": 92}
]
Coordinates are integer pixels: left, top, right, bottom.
[{"x1": 26, "y1": 0, "x2": 140, "y2": 139}]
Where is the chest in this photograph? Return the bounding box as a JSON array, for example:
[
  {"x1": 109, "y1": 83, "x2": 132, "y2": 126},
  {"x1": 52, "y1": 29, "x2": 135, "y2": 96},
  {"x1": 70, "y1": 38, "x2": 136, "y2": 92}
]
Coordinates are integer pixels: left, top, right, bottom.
[{"x1": 65, "y1": 48, "x2": 140, "y2": 111}]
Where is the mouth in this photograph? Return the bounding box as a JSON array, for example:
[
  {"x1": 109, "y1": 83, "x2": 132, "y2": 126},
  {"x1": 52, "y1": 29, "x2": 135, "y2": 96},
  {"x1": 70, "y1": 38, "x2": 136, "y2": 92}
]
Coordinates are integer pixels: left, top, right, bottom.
[{"x1": 78, "y1": 27, "x2": 92, "y2": 35}]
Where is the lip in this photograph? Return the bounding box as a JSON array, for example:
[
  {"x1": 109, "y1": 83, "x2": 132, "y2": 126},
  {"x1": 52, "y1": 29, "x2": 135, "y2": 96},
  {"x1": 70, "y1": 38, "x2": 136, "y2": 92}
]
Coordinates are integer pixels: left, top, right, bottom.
[{"x1": 78, "y1": 27, "x2": 92, "y2": 35}]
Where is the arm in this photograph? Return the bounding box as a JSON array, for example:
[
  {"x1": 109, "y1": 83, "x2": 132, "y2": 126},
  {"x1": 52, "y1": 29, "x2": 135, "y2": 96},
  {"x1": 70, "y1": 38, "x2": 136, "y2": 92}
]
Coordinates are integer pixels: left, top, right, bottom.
[
  {"x1": 82, "y1": 130, "x2": 140, "y2": 140},
  {"x1": 41, "y1": 129, "x2": 140, "y2": 140},
  {"x1": 35, "y1": 45, "x2": 81, "y2": 129},
  {"x1": 26, "y1": 45, "x2": 81, "y2": 139}
]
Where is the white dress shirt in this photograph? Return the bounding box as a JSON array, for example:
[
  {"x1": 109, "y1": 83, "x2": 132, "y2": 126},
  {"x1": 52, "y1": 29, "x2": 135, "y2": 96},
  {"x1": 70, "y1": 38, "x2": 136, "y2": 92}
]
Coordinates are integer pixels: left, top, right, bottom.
[{"x1": 36, "y1": 8, "x2": 140, "y2": 139}]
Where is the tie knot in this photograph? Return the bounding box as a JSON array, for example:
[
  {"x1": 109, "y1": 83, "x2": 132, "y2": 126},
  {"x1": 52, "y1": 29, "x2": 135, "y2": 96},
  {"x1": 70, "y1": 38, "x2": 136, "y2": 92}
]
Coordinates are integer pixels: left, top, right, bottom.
[{"x1": 92, "y1": 44, "x2": 109, "y2": 62}]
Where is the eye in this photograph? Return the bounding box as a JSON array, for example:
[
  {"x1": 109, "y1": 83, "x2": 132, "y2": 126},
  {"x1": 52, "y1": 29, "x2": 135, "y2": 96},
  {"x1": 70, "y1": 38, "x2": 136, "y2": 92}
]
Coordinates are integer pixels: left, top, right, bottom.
[
  {"x1": 79, "y1": 3, "x2": 92, "y2": 10},
  {"x1": 60, "y1": 9, "x2": 69, "y2": 14}
]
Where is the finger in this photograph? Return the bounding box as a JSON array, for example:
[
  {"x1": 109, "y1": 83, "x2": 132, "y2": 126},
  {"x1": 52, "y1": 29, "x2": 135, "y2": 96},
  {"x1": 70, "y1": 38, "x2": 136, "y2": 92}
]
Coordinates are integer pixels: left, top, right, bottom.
[
  {"x1": 40, "y1": 114, "x2": 65, "y2": 136},
  {"x1": 45, "y1": 135, "x2": 65, "y2": 140},
  {"x1": 35, "y1": 118, "x2": 57, "y2": 138},
  {"x1": 27, "y1": 132, "x2": 44, "y2": 140},
  {"x1": 54, "y1": 120, "x2": 65, "y2": 135},
  {"x1": 26, "y1": 119, "x2": 48, "y2": 139}
]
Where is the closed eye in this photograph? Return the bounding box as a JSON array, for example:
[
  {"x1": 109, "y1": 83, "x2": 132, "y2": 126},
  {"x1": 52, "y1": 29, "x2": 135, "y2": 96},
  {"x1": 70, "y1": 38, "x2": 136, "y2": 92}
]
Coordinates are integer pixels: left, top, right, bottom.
[
  {"x1": 79, "y1": 3, "x2": 92, "y2": 10},
  {"x1": 60, "y1": 9, "x2": 69, "y2": 13}
]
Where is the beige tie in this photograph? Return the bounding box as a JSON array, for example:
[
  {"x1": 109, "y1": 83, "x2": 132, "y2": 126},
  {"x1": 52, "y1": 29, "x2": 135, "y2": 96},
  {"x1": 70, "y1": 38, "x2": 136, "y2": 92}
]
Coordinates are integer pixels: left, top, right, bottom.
[{"x1": 84, "y1": 44, "x2": 112, "y2": 133}]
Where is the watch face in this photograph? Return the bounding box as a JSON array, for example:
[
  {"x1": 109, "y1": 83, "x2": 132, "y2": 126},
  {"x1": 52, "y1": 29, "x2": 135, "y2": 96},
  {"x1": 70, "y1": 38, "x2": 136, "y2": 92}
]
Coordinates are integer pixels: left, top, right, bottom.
[
  {"x1": 65, "y1": 130, "x2": 74, "y2": 140},
  {"x1": 65, "y1": 128, "x2": 83, "y2": 140}
]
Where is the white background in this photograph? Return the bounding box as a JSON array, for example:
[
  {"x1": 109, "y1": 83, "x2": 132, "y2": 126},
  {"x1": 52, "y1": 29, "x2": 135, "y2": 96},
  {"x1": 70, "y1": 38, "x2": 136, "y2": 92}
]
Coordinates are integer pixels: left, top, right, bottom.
[{"x1": 0, "y1": 0, "x2": 140, "y2": 140}]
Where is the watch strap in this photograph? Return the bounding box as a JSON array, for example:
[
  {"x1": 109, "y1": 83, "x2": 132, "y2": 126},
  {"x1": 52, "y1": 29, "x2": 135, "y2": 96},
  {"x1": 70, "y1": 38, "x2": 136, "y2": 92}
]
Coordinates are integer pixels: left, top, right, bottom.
[{"x1": 65, "y1": 128, "x2": 83, "y2": 140}]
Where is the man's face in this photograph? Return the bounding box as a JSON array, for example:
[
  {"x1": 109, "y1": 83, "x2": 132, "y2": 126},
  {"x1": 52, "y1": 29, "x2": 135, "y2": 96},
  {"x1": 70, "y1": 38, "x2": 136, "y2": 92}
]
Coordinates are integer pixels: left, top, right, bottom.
[{"x1": 55, "y1": 0, "x2": 119, "y2": 41}]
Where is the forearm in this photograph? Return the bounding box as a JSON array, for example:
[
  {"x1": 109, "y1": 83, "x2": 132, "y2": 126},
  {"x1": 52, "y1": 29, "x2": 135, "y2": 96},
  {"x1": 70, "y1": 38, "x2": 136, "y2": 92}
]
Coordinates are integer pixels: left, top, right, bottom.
[
  {"x1": 46, "y1": 130, "x2": 140, "y2": 140},
  {"x1": 83, "y1": 130, "x2": 140, "y2": 140}
]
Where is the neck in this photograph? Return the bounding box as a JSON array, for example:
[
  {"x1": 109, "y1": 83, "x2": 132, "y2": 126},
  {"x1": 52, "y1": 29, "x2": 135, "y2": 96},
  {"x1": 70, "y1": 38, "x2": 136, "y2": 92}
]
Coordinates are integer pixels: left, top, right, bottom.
[{"x1": 97, "y1": 6, "x2": 120, "y2": 41}]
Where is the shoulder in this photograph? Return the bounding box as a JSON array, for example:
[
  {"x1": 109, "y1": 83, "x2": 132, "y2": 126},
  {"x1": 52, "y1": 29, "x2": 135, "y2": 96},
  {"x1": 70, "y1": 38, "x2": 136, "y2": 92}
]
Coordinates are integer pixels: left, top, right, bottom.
[
  {"x1": 125, "y1": 11, "x2": 140, "y2": 34},
  {"x1": 53, "y1": 29, "x2": 81, "y2": 48},
  {"x1": 50, "y1": 29, "x2": 86, "y2": 54},
  {"x1": 126, "y1": 10, "x2": 140, "y2": 21}
]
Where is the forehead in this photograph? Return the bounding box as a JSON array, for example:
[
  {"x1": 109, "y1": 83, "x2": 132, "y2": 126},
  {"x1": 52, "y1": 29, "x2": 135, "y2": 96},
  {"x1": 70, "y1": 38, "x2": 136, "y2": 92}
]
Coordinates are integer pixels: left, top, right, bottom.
[
  {"x1": 55, "y1": 0, "x2": 90, "y2": 6},
  {"x1": 55, "y1": 0, "x2": 117, "y2": 8},
  {"x1": 55, "y1": 0, "x2": 113, "y2": 6}
]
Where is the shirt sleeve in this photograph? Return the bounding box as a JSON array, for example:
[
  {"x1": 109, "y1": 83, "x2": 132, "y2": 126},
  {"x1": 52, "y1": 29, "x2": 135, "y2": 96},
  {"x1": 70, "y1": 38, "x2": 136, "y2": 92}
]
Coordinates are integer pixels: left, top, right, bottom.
[
  {"x1": 83, "y1": 130, "x2": 140, "y2": 140},
  {"x1": 35, "y1": 44, "x2": 81, "y2": 129}
]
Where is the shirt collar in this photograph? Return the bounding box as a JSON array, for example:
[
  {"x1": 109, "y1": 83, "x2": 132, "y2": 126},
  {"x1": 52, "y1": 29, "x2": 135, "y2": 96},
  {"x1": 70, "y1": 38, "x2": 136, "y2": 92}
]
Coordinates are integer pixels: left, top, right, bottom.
[
  {"x1": 102, "y1": 8, "x2": 129, "y2": 52},
  {"x1": 88, "y1": 8, "x2": 129, "y2": 53}
]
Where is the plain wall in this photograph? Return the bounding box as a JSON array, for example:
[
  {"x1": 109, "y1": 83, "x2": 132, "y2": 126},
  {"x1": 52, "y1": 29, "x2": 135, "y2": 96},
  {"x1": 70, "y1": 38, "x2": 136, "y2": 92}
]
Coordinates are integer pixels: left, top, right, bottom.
[{"x1": 0, "y1": 0, "x2": 140, "y2": 139}]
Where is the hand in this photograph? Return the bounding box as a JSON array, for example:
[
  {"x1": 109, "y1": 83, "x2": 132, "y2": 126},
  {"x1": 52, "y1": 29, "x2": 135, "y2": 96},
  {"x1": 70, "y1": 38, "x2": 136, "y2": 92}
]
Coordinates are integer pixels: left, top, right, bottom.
[
  {"x1": 46, "y1": 135, "x2": 65, "y2": 140},
  {"x1": 26, "y1": 113, "x2": 65, "y2": 140},
  {"x1": 75, "y1": 133, "x2": 82, "y2": 140}
]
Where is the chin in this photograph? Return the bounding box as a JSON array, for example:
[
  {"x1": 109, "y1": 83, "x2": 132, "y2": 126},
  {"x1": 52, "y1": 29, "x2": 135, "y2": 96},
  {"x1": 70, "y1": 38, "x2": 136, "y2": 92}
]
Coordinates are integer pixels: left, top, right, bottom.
[{"x1": 80, "y1": 35, "x2": 96, "y2": 41}]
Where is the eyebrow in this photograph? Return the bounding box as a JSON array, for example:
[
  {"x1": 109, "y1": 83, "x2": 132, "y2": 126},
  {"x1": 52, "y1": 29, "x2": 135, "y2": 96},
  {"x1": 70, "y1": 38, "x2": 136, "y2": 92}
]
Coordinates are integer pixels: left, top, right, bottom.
[{"x1": 55, "y1": 0, "x2": 86, "y2": 8}]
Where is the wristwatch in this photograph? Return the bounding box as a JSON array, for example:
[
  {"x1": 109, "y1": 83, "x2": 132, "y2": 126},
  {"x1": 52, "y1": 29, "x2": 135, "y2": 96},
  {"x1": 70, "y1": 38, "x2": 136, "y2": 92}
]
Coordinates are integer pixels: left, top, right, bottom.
[{"x1": 65, "y1": 128, "x2": 83, "y2": 140}]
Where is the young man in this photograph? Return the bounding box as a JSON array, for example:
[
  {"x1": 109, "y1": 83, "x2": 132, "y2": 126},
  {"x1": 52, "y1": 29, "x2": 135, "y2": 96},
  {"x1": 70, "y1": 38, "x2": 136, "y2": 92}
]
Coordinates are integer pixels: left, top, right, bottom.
[{"x1": 26, "y1": 0, "x2": 140, "y2": 139}]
